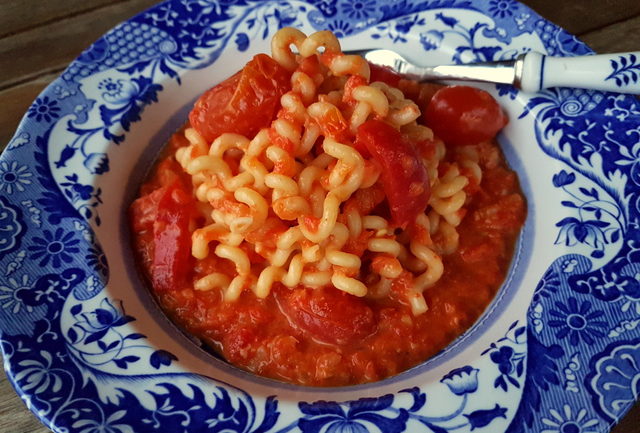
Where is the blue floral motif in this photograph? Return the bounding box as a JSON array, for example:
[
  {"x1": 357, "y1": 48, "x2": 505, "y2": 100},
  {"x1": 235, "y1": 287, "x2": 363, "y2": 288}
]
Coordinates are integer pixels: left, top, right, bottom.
[
  {"x1": 520, "y1": 85, "x2": 634, "y2": 265},
  {"x1": 14, "y1": 350, "x2": 65, "y2": 396},
  {"x1": 27, "y1": 228, "x2": 80, "y2": 268},
  {"x1": 274, "y1": 5, "x2": 300, "y2": 28},
  {"x1": 74, "y1": 299, "x2": 134, "y2": 337},
  {"x1": 27, "y1": 96, "x2": 61, "y2": 123},
  {"x1": 573, "y1": 268, "x2": 639, "y2": 302},
  {"x1": 7, "y1": 131, "x2": 30, "y2": 150},
  {"x1": 0, "y1": 269, "x2": 84, "y2": 337},
  {"x1": 143, "y1": 385, "x2": 207, "y2": 430},
  {"x1": 298, "y1": 395, "x2": 409, "y2": 433},
  {"x1": 489, "y1": 346, "x2": 525, "y2": 391},
  {"x1": 496, "y1": 83, "x2": 518, "y2": 100},
  {"x1": 59, "y1": 174, "x2": 94, "y2": 201},
  {"x1": 83, "y1": 153, "x2": 110, "y2": 174},
  {"x1": 310, "y1": 0, "x2": 338, "y2": 19},
  {"x1": 586, "y1": 339, "x2": 640, "y2": 423},
  {"x1": 548, "y1": 297, "x2": 607, "y2": 346},
  {"x1": 32, "y1": 133, "x2": 88, "y2": 225},
  {"x1": 435, "y1": 12, "x2": 458, "y2": 28},
  {"x1": 552, "y1": 170, "x2": 622, "y2": 258},
  {"x1": 0, "y1": 161, "x2": 33, "y2": 194},
  {"x1": 605, "y1": 53, "x2": 640, "y2": 87},
  {"x1": 487, "y1": 0, "x2": 517, "y2": 18},
  {"x1": 483, "y1": 321, "x2": 526, "y2": 392},
  {"x1": 539, "y1": 404, "x2": 600, "y2": 433},
  {"x1": 31, "y1": 269, "x2": 85, "y2": 306},
  {"x1": 505, "y1": 331, "x2": 565, "y2": 433},
  {"x1": 529, "y1": 302, "x2": 544, "y2": 334},
  {"x1": 609, "y1": 318, "x2": 640, "y2": 338},
  {"x1": 555, "y1": 218, "x2": 609, "y2": 250},
  {"x1": 420, "y1": 30, "x2": 444, "y2": 51},
  {"x1": 612, "y1": 124, "x2": 640, "y2": 186},
  {"x1": 27, "y1": 227, "x2": 80, "y2": 268},
  {"x1": 149, "y1": 349, "x2": 178, "y2": 369},
  {"x1": 440, "y1": 366, "x2": 479, "y2": 395},
  {"x1": 618, "y1": 263, "x2": 640, "y2": 314},
  {"x1": 0, "y1": 197, "x2": 24, "y2": 256},
  {"x1": 63, "y1": 20, "x2": 179, "y2": 83},
  {"x1": 86, "y1": 244, "x2": 109, "y2": 279},
  {"x1": 98, "y1": 78, "x2": 124, "y2": 99},
  {"x1": 533, "y1": 268, "x2": 561, "y2": 302},
  {"x1": 59, "y1": 173, "x2": 103, "y2": 223},
  {"x1": 420, "y1": 13, "x2": 505, "y2": 63},
  {"x1": 73, "y1": 410, "x2": 133, "y2": 433},
  {"x1": 562, "y1": 353, "x2": 582, "y2": 393},
  {"x1": 552, "y1": 170, "x2": 576, "y2": 188},
  {"x1": 0, "y1": 275, "x2": 35, "y2": 314},
  {"x1": 326, "y1": 20, "x2": 354, "y2": 38},
  {"x1": 340, "y1": 0, "x2": 377, "y2": 20},
  {"x1": 49, "y1": 76, "x2": 162, "y2": 224},
  {"x1": 99, "y1": 76, "x2": 163, "y2": 143},
  {"x1": 373, "y1": 14, "x2": 426, "y2": 43},
  {"x1": 97, "y1": 78, "x2": 138, "y2": 104},
  {"x1": 67, "y1": 298, "x2": 148, "y2": 370},
  {"x1": 234, "y1": 32, "x2": 250, "y2": 51},
  {"x1": 125, "y1": 0, "x2": 304, "y2": 81},
  {"x1": 465, "y1": 405, "x2": 508, "y2": 430}
]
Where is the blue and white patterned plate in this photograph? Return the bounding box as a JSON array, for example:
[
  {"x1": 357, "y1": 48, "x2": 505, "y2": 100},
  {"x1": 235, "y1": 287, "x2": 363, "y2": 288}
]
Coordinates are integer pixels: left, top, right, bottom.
[{"x1": 2, "y1": 1, "x2": 640, "y2": 432}]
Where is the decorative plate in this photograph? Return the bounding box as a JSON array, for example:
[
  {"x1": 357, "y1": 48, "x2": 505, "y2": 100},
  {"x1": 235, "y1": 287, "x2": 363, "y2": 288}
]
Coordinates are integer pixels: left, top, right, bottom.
[{"x1": 1, "y1": 1, "x2": 639, "y2": 432}]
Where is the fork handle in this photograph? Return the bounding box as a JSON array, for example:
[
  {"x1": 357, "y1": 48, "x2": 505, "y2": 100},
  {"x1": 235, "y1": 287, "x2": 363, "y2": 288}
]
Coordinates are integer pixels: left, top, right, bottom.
[{"x1": 517, "y1": 51, "x2": 640, "y2": 94}]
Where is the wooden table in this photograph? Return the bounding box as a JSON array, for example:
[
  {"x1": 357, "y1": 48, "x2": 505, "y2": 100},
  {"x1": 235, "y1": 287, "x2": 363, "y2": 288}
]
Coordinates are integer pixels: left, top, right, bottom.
[{"x1": 1, "y1": 1, "x2": 639, "y2": 432}]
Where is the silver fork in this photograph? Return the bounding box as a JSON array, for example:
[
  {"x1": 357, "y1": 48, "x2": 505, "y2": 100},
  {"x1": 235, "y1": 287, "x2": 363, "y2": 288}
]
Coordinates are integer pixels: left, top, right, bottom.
[{"x1": 347, "y1": 49, "x2": 640, "y2": 94}]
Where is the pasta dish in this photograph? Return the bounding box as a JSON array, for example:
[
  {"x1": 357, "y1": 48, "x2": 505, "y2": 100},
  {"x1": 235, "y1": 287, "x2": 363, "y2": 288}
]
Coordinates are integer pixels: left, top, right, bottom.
[{"x1": 130, "y1": 28, "x2": 526, "y2": 386}]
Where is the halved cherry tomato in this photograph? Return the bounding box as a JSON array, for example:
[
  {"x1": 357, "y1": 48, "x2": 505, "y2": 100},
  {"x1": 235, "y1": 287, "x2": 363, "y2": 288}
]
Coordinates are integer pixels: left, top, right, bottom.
[
  {"x1": 275, "y1": 286, "x2": 375, "y2": 346},
  {"x1": 189, "y1": 54, "x2": 291, "y2": 143},
  {"x1": 355, "y1": 120, "x2": 430, "y2": 228},
  {"x1": 151, "y1": 182, "x2": 196, "y2": 291},
  {"x1": 424, "y1": 85, "x2": 507, "y2": 146}
]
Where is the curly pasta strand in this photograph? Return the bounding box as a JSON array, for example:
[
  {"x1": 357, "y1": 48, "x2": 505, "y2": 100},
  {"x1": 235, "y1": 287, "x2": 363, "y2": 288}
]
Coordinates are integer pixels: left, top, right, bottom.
[{"x1": 271, "y1": 27, "x2": 307, "y2": 70}]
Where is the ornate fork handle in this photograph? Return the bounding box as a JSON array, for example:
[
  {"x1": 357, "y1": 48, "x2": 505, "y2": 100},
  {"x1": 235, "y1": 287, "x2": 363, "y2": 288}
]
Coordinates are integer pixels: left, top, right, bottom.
[{"x1": 516, "y1": 51, "x2": 640, "y2": 93}]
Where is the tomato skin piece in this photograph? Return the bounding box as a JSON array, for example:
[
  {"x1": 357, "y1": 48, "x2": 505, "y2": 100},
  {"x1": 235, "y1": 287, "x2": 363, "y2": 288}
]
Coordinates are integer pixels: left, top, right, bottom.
[
  {"x1": 315, "y1": 104, "x2": 350, "y2": 142},
  {"x1": 189, "y1": 54, "x2": 291, "y2": 143},
  {"x1": 368, "y1": 62, "x2": 402, "y2": 88},
  {"x1": 151, "y1": 182, "x2": 195, "y2": 292},
  {"x1": 275, "y1": 286, "x2": 376, "y2": 346},
  {"x1": 424, "y1": 85, "x2": 507, "y2": 146},
  {"x1": 343, "y1": 75, "x2": 368, "y2": 104},
  {"x1": 355, "y1": 120, "x2": 430, "y2": 228},
  {"x1": 130, "y1": 186, "x2": 168, "y2": 233}
]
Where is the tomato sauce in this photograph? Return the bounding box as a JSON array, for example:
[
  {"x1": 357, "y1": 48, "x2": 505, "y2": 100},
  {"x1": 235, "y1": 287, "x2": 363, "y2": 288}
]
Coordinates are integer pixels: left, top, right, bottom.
[{"x1": 130, "y1": 133, "x2": 526, "y2": 386}]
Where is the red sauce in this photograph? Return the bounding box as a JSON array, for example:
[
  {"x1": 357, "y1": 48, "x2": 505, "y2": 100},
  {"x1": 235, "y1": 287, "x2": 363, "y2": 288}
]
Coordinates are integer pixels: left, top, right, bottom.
[{"x1": 130, "y1": 133, "x2": 526, "y2": 386}]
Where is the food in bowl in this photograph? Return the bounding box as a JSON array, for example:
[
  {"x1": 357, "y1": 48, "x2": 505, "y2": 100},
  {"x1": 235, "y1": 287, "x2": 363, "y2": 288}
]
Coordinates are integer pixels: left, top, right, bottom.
[{"x1": 129, "y1": 27, "x2": 526, "y2": 386}]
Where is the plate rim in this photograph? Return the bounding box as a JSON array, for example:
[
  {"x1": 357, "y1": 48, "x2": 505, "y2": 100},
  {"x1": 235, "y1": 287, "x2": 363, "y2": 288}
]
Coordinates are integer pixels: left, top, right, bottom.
[{"x1": 1, "y1": 1, "x2": 639, "y2": 432}]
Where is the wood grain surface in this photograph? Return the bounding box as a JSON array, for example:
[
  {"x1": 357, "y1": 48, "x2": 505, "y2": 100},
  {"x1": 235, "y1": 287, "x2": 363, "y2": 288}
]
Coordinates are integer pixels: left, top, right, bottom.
[{"x1": 1, "y1": 1, "x2": 639, "y2": 432}]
